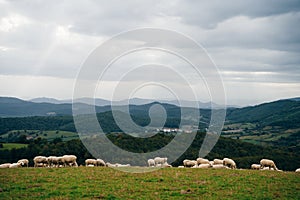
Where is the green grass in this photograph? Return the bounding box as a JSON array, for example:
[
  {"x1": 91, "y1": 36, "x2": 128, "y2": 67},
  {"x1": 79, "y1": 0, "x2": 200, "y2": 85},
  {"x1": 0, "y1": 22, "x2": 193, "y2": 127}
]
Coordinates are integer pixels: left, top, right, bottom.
[
  {"x1": 0, "y1": 143, "x2": 28, "y2": 150},
  {"x1": 1, "y1": 130, "x2": 79, "y2": 142},
  {"x1": 0, "y1": 167, "x2": 299, "y2": 199}
]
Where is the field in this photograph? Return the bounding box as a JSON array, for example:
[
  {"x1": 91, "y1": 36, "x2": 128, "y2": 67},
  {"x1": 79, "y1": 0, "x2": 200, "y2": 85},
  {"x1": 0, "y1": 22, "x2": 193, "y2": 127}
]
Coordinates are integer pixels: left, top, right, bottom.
[
  {"x1": 0, "y1": 143, "x2": 28, "y2": 150},
  {"x1": 0, "y1": 130, "x2": 79, "y2": 143},
  {"x1": 0, "y1": 167, "x2": 299, "y2": 199}
]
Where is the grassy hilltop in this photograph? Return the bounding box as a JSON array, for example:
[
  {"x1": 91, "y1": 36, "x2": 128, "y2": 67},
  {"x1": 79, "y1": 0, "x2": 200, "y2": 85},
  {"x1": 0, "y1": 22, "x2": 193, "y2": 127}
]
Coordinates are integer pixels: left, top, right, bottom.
[{"x1": 0, "y1": 167, "x2": 299, "y2": 199}]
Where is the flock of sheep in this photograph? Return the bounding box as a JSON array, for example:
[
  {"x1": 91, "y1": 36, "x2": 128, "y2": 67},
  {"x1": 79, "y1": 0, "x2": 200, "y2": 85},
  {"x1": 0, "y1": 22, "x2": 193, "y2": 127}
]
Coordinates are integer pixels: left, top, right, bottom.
[{"x1": 0, "y1": 155, "x2": 300, "y2": 173}]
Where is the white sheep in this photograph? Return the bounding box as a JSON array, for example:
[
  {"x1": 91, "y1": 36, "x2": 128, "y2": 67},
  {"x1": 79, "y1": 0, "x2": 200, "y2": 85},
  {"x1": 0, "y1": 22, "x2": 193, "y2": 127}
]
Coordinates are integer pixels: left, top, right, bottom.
[
  {"x1": 223, "y1": 158, "x2": 236, "y2": 169},
  {"x1": 47, "y1": 156, "x2": 63, "y2": 168},
  {"x1": 183, "y1": 160, "x2": 197, "y2": 168},
  {"x1": 295, "y1": 168, "x2": 300, "y2": 173},
  {"x1": 9, "y1": 163, "x2": 22, "y2": 168},
  {"x1": 251, "y1": 164, "x2": 261, "y2": 170},
  {"x1": 33, "y1": 156, "x2": 48, "y2": 167},
  {"x1": 213, "y1": 159, "x2": 223, "y2": 165},
  {"x1": 196, "y1": 158, "x2": 210, "y2": 165},
  {"x1": 0, "y1": 163, "x2": 11, "y2": 168},
  {"x1": 178, "y1": 166, "x2": 184, "y2": 168},
  {"x1": 106, "y1": 162, "x2": 117, "y2": 167},
  {"x1": 212, "y1": 164, "x2": 230, "y2": 169},
  {"x1": 147, "y1": 159, "x2": 155, "y2": 167},
  {"x1": 162, "y1": 163, "x2": 172, "y2": 168},
  {"x1": 96, "y1": 159, "x2": 106, "y2": 167},
  {"x1": 154, "y1": 157, "x2": 167, "y2": 166},
  {"x1": 198, "y1": 164, "x2": 211, "y2": 169},
  {"x1": 17, "y1": 159, "x2": 29, "y2": 167},
  {"x1": 62, "y1": 155, "x2": 78, "y2": 167},
  {"x1": 85, "y1": 159, "x2": 97, "y2": 166},
  {"x1": 260, "y1": 159, "x2": 278, "y2": 171},
  {"x1": 115, "y1": 163, "x2": 131, "y2": 167}
]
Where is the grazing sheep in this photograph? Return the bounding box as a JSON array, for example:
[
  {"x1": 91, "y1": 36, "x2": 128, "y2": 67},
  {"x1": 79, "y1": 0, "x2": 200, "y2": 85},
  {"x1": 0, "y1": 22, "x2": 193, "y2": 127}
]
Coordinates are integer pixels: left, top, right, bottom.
[
  {"x1": 17, "y1": 159, "x2": 29, "y2": 167},
  {"x1": 47, "y1": 156, "x2": 63, "y2": 168},
  {"x1": 154, "y1": 157, "x2": 167, "y2": 166},
  {"x1": 198, "y1": 164, "x2": 211, "y2": 169},
  {"x1": 62, "y1": 155, "x2": 78, "y2": 167},
  {"x1": 223, "y1": 158, "x2": 236, "y2": 169},
  {"x1": 148, "y1": 159, "x2": 155, "y2": 167},
  {"x1": 251, "y1": 164, "x2": 261, "y2": 170},
  {"x1": 212, "y1": 164, "x2": 230, "y2": 169},
  {"x1": 0, "y1": 163, "x2": 11, "y2": 168},
  {"x1": 9, "y1": 163, "x2": 22, "y2": 168},
  {"x1": 87, "y1": 164, "x2": 95, "y2": 167},
  {"x1": 196, "y1": 158, "x2": 210, "y2": 165},
  {"x1": 295, "y1": 168, "x2": 300, "y2": 173},
  {"x1": 33, "y1": 156, "x2": 48, "y2": 167},
  {"x1": 96, "y1": 159, "x2": 106, "y2": 167},
  {"x1": 183, "y1": 159, "x2": 191, "y2": 167},
  {"x1": 178, "y1": 166, "x2": 184, "y2": 168},
  {"x1": 213, "y1": 159, "x2": 223, "y2": 165},
  {"x1": 209, "y1": 161, "x2": 214, "y2": 166},
  {"x1": 184, "y1": 160, "x2": 197, "y2": 168},
  {"x1": 85, "y1": 159, "x2": 97, "y2": 166},
  {"x1": 260, "y1": 159, "x2": 278, "y2": 171}
]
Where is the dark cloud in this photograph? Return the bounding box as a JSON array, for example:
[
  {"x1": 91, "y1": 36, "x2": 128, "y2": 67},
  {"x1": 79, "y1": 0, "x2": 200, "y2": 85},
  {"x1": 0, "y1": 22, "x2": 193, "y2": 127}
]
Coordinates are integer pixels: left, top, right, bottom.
[{"x1": 0, "y1": 0, "x2": 299, "y2": 104}]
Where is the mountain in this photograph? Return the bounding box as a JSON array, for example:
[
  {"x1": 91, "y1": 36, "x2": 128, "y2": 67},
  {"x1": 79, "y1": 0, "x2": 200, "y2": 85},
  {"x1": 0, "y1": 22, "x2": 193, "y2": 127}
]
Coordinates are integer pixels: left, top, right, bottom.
[
  {"x1": 29, "y1": 97, "x2": 232, "y2": 108},
  {"x1": 226, "y1": 99, "x2": 300, "y2": 128},
  {"x1": 30, "y1": 97, "x2": 67, "y2": 104}
]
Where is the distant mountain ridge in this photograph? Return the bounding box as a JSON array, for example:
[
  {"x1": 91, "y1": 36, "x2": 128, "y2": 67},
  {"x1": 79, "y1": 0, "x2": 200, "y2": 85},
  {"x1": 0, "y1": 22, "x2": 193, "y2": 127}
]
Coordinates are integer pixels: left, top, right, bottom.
[{"x1": 30, "y1": 97, "x2": 230, "y2": 108}]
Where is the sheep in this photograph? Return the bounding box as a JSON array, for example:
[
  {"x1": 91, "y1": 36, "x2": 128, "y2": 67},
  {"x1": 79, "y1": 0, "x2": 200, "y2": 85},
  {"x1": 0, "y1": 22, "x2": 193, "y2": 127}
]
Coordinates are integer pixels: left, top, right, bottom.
[
  {"x1": 87, "y1": 164, "x2": 95, "y2": 167},
  {"x1": 9, "y1": 163, "x2": 22, "y2": 168},
  {"x1": 261, "y1": 167, "x2": 274, "y2": 171},
  {"x1": 183, "y1": 159, "x2": 191, "y2": 167},
  {"x1": 96, "y1": 159, "x2": 106, "y2": 167},
  {"x1": 178, "y1": 166, "x2": 184, "y2": 168},
  {"x1": 0, "y1": 163, "x2": 11, "y2": 168},
  {"x1": 85, "y1": 159, "x2": 97, "y2": 166},
  {"x1": 223, "y1": 158, "x2": 236, "y2": 169},
  {"x1": 154, "y1": 157, "x2": 167, "y2": 166},
  {"x1": 162, "y1": 163, "x2": 172, "y2": 168},
  {"x1": 260, "y1": 159, "x2": 278, "y2": 171},
  {"x1": 17, "y1": 159, "x2": 29, "y2": 167},
  {"x1": 251, "y1": 164, "x2": 261, "y2": 170},
  {"x1": 33, "y1": 156, "x2": 48, "y2": 167},
  {"x1": 198, "y1": 164, "x2": 211, "y2": 169},
  {"x1": 183, "y1": 160, "x2": 197, "y2": 168},
  {"x1": 295, "y1": 168, "x2": 300, "y2": 173},
  {"x1": 213, "y1": 159, "x2": 223, "y2": 165},
  {"x1": 106, "y1": 162, "x2": 117, "y2": 167},
  {"x1": 62, "y1": 155, "x2": 78, "y2": 167},
  {"x1": 212, "y1": 164, "x2": 230, "y2": 169},
  {"x1": 148, "y1": 159, "x2": 155, "y2": 167},
  {"x1": 47, "y1": 156, "x2": 64, "y2": 168},
  {"x1": 196, "y1": 158, "x2": 210, "y2": 165},
  {"x1": 115, "y1": 163, "x2": 131, "y2": 167}
]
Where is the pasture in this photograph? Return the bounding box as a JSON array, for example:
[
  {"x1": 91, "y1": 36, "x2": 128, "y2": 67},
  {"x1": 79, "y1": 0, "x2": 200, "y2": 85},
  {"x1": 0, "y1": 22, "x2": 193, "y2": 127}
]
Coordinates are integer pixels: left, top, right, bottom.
[
  {"x1": 0, "y1": 143, "x2": 28, "y2": 150},
  {"x1": 0, "y1": 167, "x2": 299, "y2": 199}
]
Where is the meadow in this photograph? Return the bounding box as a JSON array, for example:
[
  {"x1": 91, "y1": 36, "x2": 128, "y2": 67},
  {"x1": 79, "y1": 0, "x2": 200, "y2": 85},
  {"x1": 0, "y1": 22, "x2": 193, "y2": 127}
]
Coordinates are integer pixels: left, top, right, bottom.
[{"x1": 0, "y1": 167, "x2": 299, "y2": 199}]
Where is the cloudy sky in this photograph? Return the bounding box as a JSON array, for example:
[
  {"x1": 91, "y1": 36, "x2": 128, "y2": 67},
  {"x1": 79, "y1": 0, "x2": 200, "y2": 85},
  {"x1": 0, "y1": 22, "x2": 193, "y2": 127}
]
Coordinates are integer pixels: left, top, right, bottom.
[{"x1": 0, "y1": 0, "x2": 299, "y2": 106}]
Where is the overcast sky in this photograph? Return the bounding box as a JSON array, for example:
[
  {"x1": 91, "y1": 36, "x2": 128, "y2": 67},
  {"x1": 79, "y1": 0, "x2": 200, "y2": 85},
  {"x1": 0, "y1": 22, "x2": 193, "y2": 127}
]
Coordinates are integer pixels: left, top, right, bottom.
[{"x1": 0, "y1": 0, "x2": 299, "y2": 106}]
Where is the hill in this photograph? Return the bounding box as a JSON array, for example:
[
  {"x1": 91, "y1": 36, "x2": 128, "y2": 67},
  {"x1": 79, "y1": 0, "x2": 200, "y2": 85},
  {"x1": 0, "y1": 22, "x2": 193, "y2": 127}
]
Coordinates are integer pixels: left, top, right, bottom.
[
  {"x1": 1, "y1": 132, "x2": 299, "y2": 171},
  {"x1": 0, "y1": 167, "x2": 299, "y2": 199}
]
